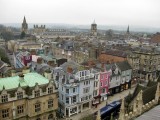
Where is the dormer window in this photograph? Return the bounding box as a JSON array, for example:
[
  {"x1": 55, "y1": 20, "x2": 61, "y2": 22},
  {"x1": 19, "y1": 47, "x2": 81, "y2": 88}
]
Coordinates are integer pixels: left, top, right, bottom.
[
  {"x1": 48, "y1": 87, "x2": 53, "y2": 94},
  {"x1": 1, "y1": 95, "x2": 8, "y2": 103},
  {"x1": 35, "y1": 90, "x2": 40, "y2": 97},
  {"x1": 17, "y1": 92, "x2": 23, "y2": 99}
]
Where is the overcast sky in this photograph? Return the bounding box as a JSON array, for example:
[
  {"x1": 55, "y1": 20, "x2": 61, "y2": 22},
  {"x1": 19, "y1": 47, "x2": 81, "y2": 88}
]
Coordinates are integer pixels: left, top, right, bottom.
[{"x1": 0, "y1": 0, "x2": 160, "y2": 27}]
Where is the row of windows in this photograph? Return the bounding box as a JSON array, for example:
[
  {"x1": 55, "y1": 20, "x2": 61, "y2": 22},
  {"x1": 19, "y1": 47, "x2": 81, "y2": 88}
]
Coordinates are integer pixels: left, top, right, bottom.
[
  {"x1": 1, "y1": 87, "x2": 53, "y2": 103},
  {"x1": 100, "y1": 81, "x2": 108, "y2": 87},
  {"x1": 80, "y1": 71, "x2": 90, "y2": 77},
  {"x1": 2, "y1": 108, "x2": 54, "y2": 120},
  {"x1": 94, "y1": 81, "x2": 98, "y2": 87},
  {"x1": 94, "y1": 74, "x2": 99, "y2": 79},
  {"x1": 2, "y1": 99, "x2": 54, "y2": 118},
  {"x1": 81, "y1": 95, "x2": 92, "y2": 102},
  {"x1": 2, "y1": 105, "x2": 24, "y2": 118},
  {"x1": 35, "y1": 99, "x2": 53, "y2": 112},
  {"x1": 65, "y1": 96, "x2": 77, "y2": 104},
  {"x1": 84, "y1": 80, "x2": 90, "y2": 85},
  {"x1": 100, "y1": 74, "x2": 108, "y2": 80},
  {"x1": 65, "y1": 87, "x2": 77, "y2": 94}
]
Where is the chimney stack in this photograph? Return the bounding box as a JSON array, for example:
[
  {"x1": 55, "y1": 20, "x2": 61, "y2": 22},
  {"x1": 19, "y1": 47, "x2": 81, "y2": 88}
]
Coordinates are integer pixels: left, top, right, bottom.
[
  {"x1": 67, "y1": 66, "x2": 73, "y2": 73},
  {"x1": 19, "y1": 74, "x2": 24, "y2": 81},
  {"x1": 37, "y1": 57, "x2": 42, "y2": 64},
  {"x1": 44, "y1": 69, "x2": 52, "y2": 80},
  {"x1": 11, "y1": 69, "x2": 16, "y2": 77}
]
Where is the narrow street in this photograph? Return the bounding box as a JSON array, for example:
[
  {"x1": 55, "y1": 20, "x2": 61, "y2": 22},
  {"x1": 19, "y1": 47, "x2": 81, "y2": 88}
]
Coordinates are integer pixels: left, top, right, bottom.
[{"x1": 61, "y1": 85, "x2": 136, "y2": 120}]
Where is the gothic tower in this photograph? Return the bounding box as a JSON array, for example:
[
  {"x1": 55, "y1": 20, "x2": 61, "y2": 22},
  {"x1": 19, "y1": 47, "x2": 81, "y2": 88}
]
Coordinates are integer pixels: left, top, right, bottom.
[
  {"x1": 91, "y1": 20, "x2": 97, "y2": 36},
  {"x1": 21, "y1": 16, "x2": 28, "y2": 33}
]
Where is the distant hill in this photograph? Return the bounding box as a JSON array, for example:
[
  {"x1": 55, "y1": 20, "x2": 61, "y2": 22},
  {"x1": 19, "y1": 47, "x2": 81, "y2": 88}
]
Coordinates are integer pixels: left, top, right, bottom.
[{"x1": 1, "y1": 23, "x2": 160, "y2": 33}]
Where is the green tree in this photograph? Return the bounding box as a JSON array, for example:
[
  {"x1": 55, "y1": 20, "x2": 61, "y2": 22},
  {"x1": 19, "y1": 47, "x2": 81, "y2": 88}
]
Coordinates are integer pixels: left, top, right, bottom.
[
  {"x1": 20, "y1": 31, "x2": 26, "y2": 39},
  {"x1": 1, "y1": 30, "x2": 14, "y2": 41},
  {"x1": 0, "y1": 48, "x2": 10, "y2": 65}
]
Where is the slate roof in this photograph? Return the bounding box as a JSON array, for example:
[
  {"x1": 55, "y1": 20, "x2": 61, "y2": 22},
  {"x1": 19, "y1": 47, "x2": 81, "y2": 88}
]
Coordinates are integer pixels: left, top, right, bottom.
[
  {"x1": 142, "y1": 84, "x2": 157, "y2": 104},
  {"x1": 151, "y1": 33, "x2": 160, "y2": 43},
  {"x1": 60, "y1": 60, "x2": 80, "y2": 74},
  {"x1": 0, "y1": 60, "x2": 5, "y2": 68},
  {"x1": 131, "y1": 84, "x2": 146, "y2": 100},
  {"x1": 126, "y1": 81, "x2": 158, "y2": 106},
  {"x1": 135, "y1": 105, "x2": 160, "y2": 120},
  {"x1": 105, "y1": 50, "x2": 127, "y2": 57},
  {"x1": 116, "y1": 61, "x2": 132, "y2": 71},
  {"x1": 147, "y1": 80, "x2": 157, "y2": 87},
  {"x1": 57, "y1": 40, "x2": 75, "y2": 51}
]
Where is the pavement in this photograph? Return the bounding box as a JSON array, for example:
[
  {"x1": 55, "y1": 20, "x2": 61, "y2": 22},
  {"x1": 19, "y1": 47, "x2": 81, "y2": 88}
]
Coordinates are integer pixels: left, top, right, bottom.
[{"x1": 60, "y1": 85, "x2": 136, "y2": 120}]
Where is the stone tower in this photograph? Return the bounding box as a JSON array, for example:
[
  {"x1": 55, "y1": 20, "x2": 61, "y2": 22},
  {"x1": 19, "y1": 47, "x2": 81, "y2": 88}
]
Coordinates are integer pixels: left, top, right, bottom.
[
  {"x1": 91, "y1": 20, "x2": 97, "y2": 36},
  {"x1": 21, "y1": 16, "x2": 28, "y2": 33}
]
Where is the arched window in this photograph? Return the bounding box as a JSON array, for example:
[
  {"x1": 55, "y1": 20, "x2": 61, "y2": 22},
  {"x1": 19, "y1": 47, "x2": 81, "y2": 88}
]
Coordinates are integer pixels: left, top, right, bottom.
[{"x1": 48, "y1": 114, "x2": 53, "y2": 120}]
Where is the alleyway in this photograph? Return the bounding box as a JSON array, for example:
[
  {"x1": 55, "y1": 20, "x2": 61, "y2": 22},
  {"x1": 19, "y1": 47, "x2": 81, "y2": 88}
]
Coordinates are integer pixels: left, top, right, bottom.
[{"x1": 61, "y1": 86, "x2": 136, "y2": 120}]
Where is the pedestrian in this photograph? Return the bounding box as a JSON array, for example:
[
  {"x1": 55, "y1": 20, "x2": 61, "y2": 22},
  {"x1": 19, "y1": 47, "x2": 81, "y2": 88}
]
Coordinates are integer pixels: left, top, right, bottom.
[{"x1": 106, "y1": 101, "x2": 108, "y2": 106}]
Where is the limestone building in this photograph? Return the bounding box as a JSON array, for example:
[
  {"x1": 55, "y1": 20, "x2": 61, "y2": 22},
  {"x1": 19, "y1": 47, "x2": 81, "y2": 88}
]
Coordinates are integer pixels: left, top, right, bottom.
[
  {"x1": 0, "y1": 70, "x2": 58, "y2": 120},
  {"x1": 127, "y1": 49, "x2": 160, "y2": 81},
  {"x1": 33, "y1": 25, "x2": 46, "y2": 35}
]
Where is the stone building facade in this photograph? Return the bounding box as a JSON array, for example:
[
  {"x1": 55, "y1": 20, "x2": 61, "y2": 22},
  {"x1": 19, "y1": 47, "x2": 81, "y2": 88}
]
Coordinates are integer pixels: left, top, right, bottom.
[
  {"x1": 0, "y1": 70, "x2": 58, "y2": 120},
  {"x1": 33, "y1": 25, "x2": 46, "y2": 35},
  {"x1": 127, "y1": 49, "x2": 160, "y2": 81}
]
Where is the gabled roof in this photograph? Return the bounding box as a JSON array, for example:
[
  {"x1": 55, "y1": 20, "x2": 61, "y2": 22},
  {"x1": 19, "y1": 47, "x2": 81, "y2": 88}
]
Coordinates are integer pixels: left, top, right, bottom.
[
  {"x1": 116, "y1": 61, "x2": 132, "y2": 71},
  {"x1": 0, "y1": 60, "x2": 5, "y2": 68},
  {"x1": 126, "y1": 81, "x2": 158, "y2": 105},
  {"x1": 131, "y1": 84, "x2": 146, "y2": 101},
  {"x1": 147, "y1": 80, "x2": 157, "y2": 87},
  {"x1": 60, "y1": 60, "x2": 80, "y2": 74},
  {"x1": 142, "y1": 84, "x2": 157, "y2": 104}
]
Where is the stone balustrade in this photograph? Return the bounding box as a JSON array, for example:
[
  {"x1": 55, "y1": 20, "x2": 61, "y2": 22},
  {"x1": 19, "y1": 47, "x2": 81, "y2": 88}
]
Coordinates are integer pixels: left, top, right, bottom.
[{"x1": 118, "y1": 99, "x2": 158, "y2": 120}]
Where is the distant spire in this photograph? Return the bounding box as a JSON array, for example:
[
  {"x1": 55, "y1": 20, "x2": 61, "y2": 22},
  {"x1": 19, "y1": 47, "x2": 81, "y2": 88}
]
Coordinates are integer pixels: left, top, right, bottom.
[
  {"x1": 127, "y1": 25, "x2": 129, "y2": 34},
  {"x1": 23, "y1": 16, "x2": 26, "y2": 23}
]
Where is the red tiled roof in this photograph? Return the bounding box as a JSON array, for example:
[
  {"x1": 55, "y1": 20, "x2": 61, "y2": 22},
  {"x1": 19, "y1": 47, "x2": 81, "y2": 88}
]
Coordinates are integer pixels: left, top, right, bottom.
[{"x1": 151, "y1": 33, "x2": 160, "y2": 43}]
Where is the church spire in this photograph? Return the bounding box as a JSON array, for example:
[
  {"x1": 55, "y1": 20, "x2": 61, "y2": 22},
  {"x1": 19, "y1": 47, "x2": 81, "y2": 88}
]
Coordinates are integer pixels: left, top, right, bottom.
[
  {"x1": 21, "y1": 16, "x2": 28, "y2": 33},
  {"x1": 23, "y1": 16, "x2": 26, "y2": 23},
  {"x1": 127, "y1": 25, "x2": 129, "y2": 34}
]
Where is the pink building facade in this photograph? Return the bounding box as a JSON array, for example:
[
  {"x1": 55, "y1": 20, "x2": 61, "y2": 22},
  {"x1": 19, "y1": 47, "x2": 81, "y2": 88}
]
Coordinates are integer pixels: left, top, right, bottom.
[{"x1": 99, "y1": 70, "x2": 110, "y2": 101}]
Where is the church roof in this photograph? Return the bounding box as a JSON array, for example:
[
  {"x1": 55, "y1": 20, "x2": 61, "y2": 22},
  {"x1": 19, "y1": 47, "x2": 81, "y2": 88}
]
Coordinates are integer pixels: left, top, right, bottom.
[{"x1": 142, "y1": 84, "x2": 157, "y2": 104}]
